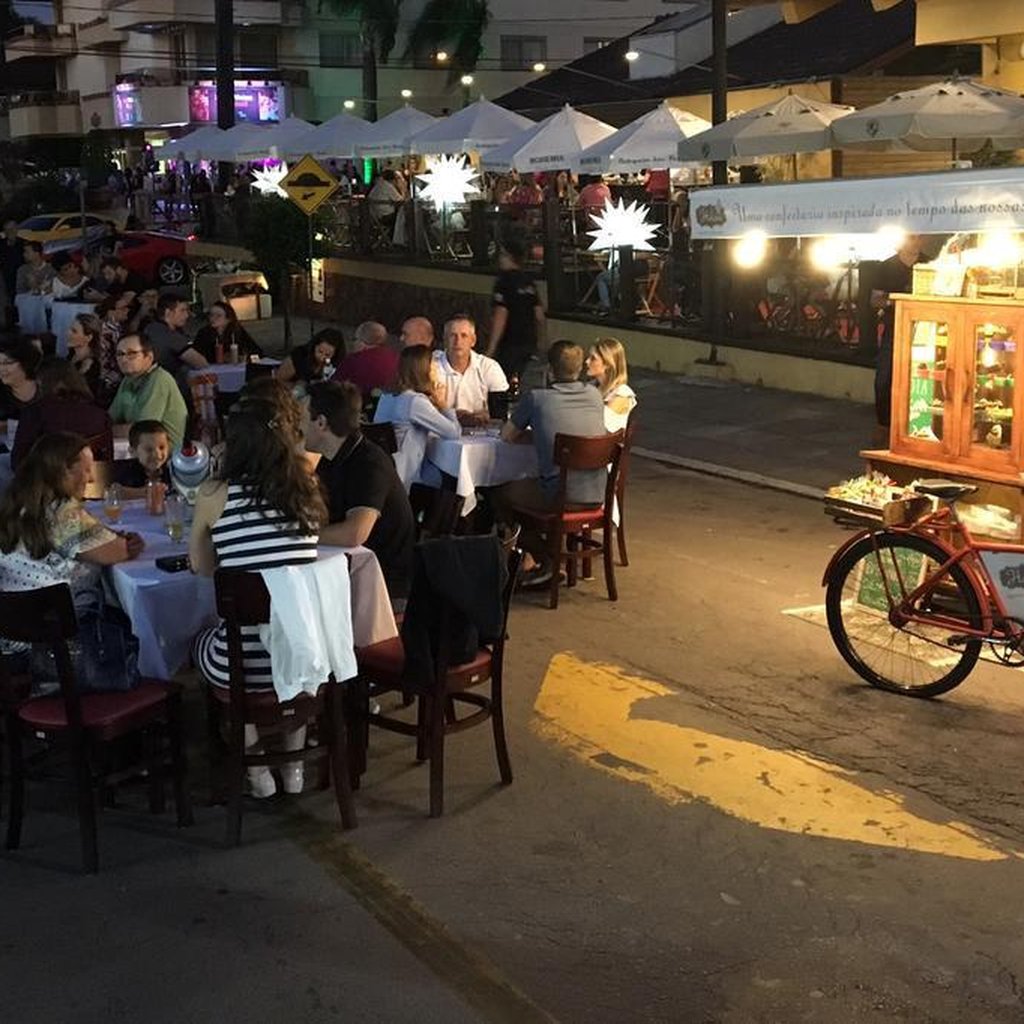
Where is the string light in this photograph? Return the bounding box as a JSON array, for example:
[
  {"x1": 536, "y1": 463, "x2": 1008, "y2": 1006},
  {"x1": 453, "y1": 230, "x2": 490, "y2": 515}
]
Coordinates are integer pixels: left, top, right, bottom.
[{"x1": 416, "y1": 155, "x2": 480, "y2": 209}]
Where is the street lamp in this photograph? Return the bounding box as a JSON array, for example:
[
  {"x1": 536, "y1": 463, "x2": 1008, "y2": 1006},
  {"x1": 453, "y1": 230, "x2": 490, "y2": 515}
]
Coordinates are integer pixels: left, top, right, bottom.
[
  {"x1": 401, "y1": 88, "x2": 413, "y2": 99},
  {"x1": 343, "y1": 99, "x2": 355, "y2": 110},
  {"x1": 532, "y1": 62, "x2": 546, "y2": 73},
  {"x1": 625, "y1": 50, "x2": 639, "y2": 62}
]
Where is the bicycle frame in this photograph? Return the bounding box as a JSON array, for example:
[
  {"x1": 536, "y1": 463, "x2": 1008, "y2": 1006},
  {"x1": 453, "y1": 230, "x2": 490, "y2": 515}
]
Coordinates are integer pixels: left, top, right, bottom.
[{"x1": 823, "y1": 504, "x2": 1024, "y2": 642}]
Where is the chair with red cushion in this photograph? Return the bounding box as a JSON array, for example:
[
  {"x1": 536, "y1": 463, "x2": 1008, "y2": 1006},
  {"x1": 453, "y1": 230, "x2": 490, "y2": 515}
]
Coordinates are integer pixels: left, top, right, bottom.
[
  {"x1": 511, "y1": 430, "x2": 624, "y2": 610},
  {"x1": 0, "y1": 585, "x2": 192, "y2": 873},
  {"x1": 615, "y1": 408, "x2": 638, "y2": 567},
  {"x1": 352, "y1": 542, "x2": 523, "y2": 818},
  {"x1": 209, "y1": 569, "x2": 357, "y2": 845}
]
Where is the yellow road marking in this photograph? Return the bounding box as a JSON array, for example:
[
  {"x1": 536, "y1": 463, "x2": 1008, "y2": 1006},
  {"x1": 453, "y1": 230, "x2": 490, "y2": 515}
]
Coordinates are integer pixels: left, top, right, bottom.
[{"x1": 533, "y1": 653, "x2": 1008, "y2": 862}]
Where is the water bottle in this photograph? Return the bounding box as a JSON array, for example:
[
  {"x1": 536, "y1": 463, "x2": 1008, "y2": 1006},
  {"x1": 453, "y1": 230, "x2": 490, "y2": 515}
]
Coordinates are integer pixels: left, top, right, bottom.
[
  {"x1": 229, "y1": 341, "x2": 239, "y2": 364},
  {"x1": 322, "y1": 359, "x2": 336, "y2": 381}
]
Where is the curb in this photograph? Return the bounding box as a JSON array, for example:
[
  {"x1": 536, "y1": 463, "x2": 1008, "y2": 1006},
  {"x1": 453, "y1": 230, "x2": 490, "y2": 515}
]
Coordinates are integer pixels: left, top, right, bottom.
[{"x1": 632, "y1": 445, "x2": 824, "y2": 501}]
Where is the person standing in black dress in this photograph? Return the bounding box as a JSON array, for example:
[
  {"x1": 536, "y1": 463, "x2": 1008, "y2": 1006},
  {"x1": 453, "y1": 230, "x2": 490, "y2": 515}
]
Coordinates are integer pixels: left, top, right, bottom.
[
  {"x1": 485, "y1": 235, "x2": 547, "y2": 380},
  {"x1": 872, "y1": 234, "x2": 925, "y2": 434}
]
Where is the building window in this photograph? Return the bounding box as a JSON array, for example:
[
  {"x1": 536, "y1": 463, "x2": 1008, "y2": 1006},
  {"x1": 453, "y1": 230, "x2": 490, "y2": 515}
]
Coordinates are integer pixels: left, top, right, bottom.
[
  {"x1": 193, "y1": 25, "x2": 216, "y2": 70},
  {"x1": 238, "y1": 29, "x2": 277, "y2": 70},
  {"x1": 583, "y1": 37, "x2": 615, "y2": 54},
  {"x1": 500, "y1": 35, "x2": 547, "y2": 71},
  {"x1": 319, "y1": 32, "x2": 363, "y2": 69}
]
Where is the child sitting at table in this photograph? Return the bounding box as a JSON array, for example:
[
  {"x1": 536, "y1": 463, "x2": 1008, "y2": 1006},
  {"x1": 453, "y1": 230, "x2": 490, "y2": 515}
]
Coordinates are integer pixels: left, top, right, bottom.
[{"x1": 113, "y1": 419, "x2": 172, "y2": 496}]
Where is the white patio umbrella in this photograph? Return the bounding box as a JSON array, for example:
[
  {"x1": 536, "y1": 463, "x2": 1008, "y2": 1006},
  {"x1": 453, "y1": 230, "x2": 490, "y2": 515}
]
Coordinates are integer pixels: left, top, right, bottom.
[
  {"x1": 480, "y1": 104, "x2": 616, "y2": 172},
  {"x1": 174, "y1": 125, "x2": 226, "y2": 163},
  {"x1": 288, "y1": 110, "x2": 373, "y2": 161},
  {"x1": 200, "y1": 123, "x2": 272, "y2": 162},
  {"x1": 235, "y1": 116, "x2": 315, "y2": 161},
  {"x1": 577, "y1": 101, "x2": 710, "y2": 173},
  {"x1": 355, "y1": 105, "x2": 439, "y2": 159},
  {"x1": 677, "y1": 93, "x2": 854, "y2": 162},
  {"x1": 830, "y1": 78, "x2": 1024, "y2": 157},
  {"x1": 409, "y1": 97, "x2": 534, "y2": 155}
]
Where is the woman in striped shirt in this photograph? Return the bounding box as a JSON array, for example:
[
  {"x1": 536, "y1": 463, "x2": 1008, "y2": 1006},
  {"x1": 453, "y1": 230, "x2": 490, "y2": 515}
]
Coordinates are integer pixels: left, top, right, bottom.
[{"x1": 191, "y1": 383, "x2": 327, "y2": 798}]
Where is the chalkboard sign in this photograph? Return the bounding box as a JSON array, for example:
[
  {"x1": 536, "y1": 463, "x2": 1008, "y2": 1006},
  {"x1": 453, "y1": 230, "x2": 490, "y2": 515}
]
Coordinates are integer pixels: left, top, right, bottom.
[{"x1": 857, "y1": 547, "x2": 926, "y2": 613}]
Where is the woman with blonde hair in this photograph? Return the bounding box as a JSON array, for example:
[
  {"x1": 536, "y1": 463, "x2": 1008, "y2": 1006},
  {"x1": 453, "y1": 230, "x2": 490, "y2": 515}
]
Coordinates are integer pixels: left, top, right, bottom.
[
  {"x1": 585, "y1": 336, "x2": 637, "y2": 432},
  {"x1": 373, "y1": 343, "x2": 460, "y2": 488}
]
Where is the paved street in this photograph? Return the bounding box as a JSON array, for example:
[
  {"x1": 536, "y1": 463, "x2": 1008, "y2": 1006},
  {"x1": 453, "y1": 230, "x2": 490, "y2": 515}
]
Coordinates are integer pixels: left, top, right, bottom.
[{"x1": 8, "y1": 451, "x2": 1024, "y2": 1023}]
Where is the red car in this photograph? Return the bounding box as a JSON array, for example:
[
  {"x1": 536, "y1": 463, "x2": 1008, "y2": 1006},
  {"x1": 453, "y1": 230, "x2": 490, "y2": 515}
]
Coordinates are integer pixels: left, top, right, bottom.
[{"x1": 115, "y1": 231, "x2": 192, "y2": 288}]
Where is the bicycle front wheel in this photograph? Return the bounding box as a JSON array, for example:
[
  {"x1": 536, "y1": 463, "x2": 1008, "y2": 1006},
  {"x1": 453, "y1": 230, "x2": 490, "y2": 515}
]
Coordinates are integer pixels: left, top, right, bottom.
[{"x1": 825, "y1": 533, "x2": 983, "y2": 698}]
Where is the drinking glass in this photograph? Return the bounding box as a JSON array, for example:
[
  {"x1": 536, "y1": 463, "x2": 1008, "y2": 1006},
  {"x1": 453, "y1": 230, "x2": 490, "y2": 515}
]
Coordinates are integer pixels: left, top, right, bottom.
[
  {"x1": 164, "y1": 493, "x2": 185, "y2": 543},
  {"x1": 103, "y1": 483, "x2": 123, "y2": 524}
]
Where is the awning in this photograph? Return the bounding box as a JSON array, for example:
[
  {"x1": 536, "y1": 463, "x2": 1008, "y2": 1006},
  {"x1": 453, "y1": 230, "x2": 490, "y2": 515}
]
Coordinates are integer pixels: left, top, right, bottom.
[{"x1": 689, "y1": 166, "x2": 1024, "y2": 239}]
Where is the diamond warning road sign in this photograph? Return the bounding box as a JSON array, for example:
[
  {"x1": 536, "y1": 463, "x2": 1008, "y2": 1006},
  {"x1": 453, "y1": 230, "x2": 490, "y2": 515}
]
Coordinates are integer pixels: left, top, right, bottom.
[{"x1": 281, "y1": 155, "x2": 339, "y2": 216}]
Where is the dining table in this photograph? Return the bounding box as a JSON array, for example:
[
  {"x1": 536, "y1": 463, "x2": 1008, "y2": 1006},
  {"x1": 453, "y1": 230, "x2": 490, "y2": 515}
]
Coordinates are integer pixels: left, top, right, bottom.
[
  {"x1": 91, "y1": 499, "x2": 398, "y2": 680},
  {"x1": 188, "y1": 358, "x2": 280, "y2": 395},
  {"x1": 424, "y1": 427, "x2": 538, "y2": 515}
]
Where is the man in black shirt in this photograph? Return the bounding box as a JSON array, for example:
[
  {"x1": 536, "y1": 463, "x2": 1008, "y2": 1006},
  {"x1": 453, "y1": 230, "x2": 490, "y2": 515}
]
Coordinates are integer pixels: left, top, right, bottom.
[
  {"x1": 485, "y1": 235, "x2": 546, "y2": 379},
  {"x1": 871, "y1": 233, "x2": 924, "y2": 431},
  {"x1": 304, "y1": 381, "x2": 415, "y2": 602}
]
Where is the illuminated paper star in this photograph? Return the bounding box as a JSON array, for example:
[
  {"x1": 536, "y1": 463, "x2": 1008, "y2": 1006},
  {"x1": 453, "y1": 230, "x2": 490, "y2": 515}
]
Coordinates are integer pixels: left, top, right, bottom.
[
  {"x1": 416, "y1": 155, "x2": 480, "y2": 209},
  {"x1": 252, "y1": 162, "x2": 289, "y2": 197},
  {"x1": 588, "y1": 197, "x2": 658, "y2": 252}
]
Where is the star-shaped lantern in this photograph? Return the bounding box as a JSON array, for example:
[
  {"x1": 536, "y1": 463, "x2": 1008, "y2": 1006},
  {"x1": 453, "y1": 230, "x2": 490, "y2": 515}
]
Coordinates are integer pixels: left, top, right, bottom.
[
  {"x1": 415, "y1": 155, "x2": 480, "y2": 209},
  {"x1": 588, "y1": 197, "x2": 658, "y2": 252},
  {"x1": 252, "y1": 162, "x2": 289, "y2": 198}
]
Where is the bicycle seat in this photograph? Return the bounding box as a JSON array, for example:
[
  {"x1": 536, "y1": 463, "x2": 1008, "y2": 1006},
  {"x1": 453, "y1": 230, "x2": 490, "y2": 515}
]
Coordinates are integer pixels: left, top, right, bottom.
[{"x1": 912, "y1": 479, "x2": 978, "y2": 502}]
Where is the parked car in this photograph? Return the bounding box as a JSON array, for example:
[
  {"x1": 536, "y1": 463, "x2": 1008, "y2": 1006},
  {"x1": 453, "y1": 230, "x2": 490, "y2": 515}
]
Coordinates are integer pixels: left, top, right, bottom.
[
  {"x1": 116, "y1": 231, "x2": 192, "y2": 288},
  {"x1": 18, "y1": 212, "x2": 109, "y2": 248}
]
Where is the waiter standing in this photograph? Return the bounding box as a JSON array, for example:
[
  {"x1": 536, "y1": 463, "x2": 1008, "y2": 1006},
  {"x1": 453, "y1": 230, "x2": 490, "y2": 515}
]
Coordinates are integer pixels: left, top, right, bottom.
[
  {"x1": 872, "y1": 233, "x2": 925, "y2": 437},
  {"x1": 486, "y1": 235, "x2": 547, "y2": 380}
]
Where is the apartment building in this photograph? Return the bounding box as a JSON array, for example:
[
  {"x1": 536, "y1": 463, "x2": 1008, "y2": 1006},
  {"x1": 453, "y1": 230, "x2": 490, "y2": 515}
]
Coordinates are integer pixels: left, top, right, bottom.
[{"x1": 3, "y1": 0, "x2": 679, "y2": 144}]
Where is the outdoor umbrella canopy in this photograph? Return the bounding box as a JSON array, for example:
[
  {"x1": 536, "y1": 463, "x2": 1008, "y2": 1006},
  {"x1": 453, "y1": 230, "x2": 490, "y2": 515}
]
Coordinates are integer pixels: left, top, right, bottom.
[
  {"x1": 577, "y1": 101, "x2": 711, "y2": 173},
  {"x1": 174, "y1": 125, "x2": 226, "y2": 163},
  {"x1": 830, "y1": 78, "x2": 1024, "y2": 153},
  {"x1": 677, "y1": 94, "x2": 854, "y2": 162},
  {"x1": 409, "y1": 97, "x2": 535, "y2": 155},
  {"x1": 234, "y1": 116, "x2": 315, "y2": 161},
  {"x1": 480, "y1": 104, "x2": 616, "y2": 172},
  {"x1": 200, "y1": 123, "x2": 273, "y2": 162},
  {"x1": 289, "y1": 110, "x2": 374, "y2": 160},
  {"x1": 355, "y1": 105, "x2": 439, "y2": 158}
]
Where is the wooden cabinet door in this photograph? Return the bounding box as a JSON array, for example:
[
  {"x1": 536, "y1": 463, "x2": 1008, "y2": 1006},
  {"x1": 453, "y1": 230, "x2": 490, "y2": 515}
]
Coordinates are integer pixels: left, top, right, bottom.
[
  {"x1": 957, "y1": 308, "x2": 1024, "y2": 473},
  {"x1": 892, "y1": 301, "x2": 961, "y2": 460}
]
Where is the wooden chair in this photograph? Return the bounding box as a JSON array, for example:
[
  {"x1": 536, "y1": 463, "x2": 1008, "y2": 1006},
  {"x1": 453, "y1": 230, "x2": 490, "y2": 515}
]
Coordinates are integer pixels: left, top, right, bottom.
[
  {"x1": 362, "y1": 421, "x2": 398, "y2": 455},
  {"x1": 352, "y1": 541, "x2": 523, "y2": 818},
  {"x1": 510, "y1": 431, "x2": 624, "y2": 610},
  {"x1": 409, "y1": 483, "x2": 464, "y2": 541},
  {"x1": 210, "y1": 569, "x2": 357, "y2": 845},
  {"x1": 0, "y1": 585, "x2": 192, "y2": 873},
  {"x1": 615, "y1": 408, "x2": 639, "y2": 567},
  {"x1": 188, "y1": 372, "x2": 220, "y2": 444}
]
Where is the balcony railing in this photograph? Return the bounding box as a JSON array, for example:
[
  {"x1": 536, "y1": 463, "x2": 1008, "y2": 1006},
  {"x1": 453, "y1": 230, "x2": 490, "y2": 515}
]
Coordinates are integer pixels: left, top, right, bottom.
[{"x1": 4, "y1": 23, "x2": 77, "y2": 61}]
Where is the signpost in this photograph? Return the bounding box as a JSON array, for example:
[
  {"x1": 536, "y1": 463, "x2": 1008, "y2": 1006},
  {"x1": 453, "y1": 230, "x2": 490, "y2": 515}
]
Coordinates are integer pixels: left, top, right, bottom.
[{"x1": 281, "y1": 155, "x2": 339, "y2": 339}]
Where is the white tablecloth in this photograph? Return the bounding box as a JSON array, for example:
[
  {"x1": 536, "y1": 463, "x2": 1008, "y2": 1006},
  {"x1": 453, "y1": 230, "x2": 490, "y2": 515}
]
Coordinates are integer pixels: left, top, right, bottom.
[
  {"x1": 94, "y1": 500, "x2": 397, "y2": 680},
  {"x1": 51, "y1": 301, "x2": 98, "y2": 357},
  {"x1": 425, "y1": 432, "x2": 538, "y2": 514},
  {"x1": 14, "y1": 293, "x2": 50, "y2": 335},
  {"x1": 189, "y1": 358, "x2": 280, "y2": 395}
]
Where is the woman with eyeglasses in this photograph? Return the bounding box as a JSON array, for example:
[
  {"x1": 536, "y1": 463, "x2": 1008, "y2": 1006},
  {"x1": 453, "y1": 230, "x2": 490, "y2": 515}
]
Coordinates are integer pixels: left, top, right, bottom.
[{"x1": 192, "y1": 300, "x2": 263, "y2": 364}]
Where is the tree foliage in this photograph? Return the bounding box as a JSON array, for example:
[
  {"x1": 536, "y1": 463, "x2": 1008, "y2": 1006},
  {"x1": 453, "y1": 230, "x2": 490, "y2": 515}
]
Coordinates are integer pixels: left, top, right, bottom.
[{"x1": 403, "y1": 0, "x2": 490, "y2": 85}]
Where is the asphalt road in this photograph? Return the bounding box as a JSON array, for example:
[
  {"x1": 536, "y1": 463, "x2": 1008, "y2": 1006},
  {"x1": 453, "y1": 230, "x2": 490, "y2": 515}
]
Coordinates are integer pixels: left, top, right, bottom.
[{"x1": 7, "y1": 459, "x2": 1024, "y2": 1023}]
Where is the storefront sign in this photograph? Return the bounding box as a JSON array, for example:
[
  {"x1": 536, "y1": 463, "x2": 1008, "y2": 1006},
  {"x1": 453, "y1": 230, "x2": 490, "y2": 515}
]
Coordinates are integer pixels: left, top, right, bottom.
[{"x1": 690, "y1": 168, "x2": 1024, "y2": 239}]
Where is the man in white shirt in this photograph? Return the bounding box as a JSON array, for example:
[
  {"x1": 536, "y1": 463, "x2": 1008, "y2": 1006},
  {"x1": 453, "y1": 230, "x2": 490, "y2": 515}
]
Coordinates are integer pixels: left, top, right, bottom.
[{"x1": 431, "y1": 314, "x2": 508, "y2": 425}]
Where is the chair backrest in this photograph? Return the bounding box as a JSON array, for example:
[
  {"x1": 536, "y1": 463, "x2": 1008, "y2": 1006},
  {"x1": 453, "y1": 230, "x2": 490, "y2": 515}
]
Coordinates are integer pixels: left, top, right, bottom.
[
  {"x1": 616, "y1": 407, "x2": 638, "y2": 498},
  {"x1": 214, "y1": 568, "x2": 273, "y2": 712},
  {"x1": 0, "y1": 584, "x2": 84, "y2": 727},
  {"x1": 189, "y1": 372, "x2": 219, "y2": 436},
  {"x1": 409, "y1": 483, "x2": 464, "y2": 541},
  {"x1": 552, "y1": 430, "x2": 625, "y2": 511},
  {"x1": 362, "y1": 421, "x2": 398, "y2": 455}
]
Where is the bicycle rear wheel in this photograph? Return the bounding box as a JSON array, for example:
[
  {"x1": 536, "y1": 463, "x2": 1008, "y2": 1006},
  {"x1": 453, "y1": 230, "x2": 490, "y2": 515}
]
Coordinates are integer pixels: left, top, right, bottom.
[{"x1": 825, "y1": 532, "x2": 983, "y2": 698}]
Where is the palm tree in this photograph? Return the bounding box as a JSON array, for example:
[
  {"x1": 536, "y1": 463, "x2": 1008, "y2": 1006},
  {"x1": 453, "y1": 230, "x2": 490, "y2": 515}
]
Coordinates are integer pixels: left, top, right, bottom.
[
  {"x1": 404, "y1": 0, "x2": 490, "y2": 86},
  {"x1": 317, "y1": 0, "x2": 403, "y2": 121}
]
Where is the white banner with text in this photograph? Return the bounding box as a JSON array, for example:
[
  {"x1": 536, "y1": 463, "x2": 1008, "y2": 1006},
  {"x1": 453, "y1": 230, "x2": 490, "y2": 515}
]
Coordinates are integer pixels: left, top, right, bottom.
[{"x1": 690, "y1": 167, "x2": 1024, "y2": 239}]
